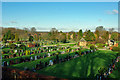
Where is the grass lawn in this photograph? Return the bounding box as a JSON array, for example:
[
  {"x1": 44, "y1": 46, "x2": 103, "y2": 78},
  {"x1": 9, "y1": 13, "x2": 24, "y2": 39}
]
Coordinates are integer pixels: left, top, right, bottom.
[
  {"x1": 35, "y1": 50, "x2": 118, "y2": 79},
  {"x1": 7, "y1": 50, "x2": 118, "y2": 79}
]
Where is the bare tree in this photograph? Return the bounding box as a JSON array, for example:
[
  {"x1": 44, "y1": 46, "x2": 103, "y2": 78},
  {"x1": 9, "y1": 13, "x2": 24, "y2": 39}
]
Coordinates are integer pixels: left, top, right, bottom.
[
  {"x1": 31, "y1": 27, "x2": 36, "y2": 33},
  {"x1": 109, "y1": 28, "x2": 114, "y2": 34}
]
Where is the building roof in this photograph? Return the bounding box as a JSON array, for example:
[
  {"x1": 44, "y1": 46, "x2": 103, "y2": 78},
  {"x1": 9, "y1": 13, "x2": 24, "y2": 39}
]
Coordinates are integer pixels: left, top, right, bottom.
[{"x1": 80, "y1": 38, "x2": 86, "y2": 42}]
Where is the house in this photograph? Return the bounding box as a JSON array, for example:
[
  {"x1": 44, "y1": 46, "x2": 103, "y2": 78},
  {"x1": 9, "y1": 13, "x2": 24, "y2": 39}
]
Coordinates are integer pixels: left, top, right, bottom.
[
  {"x1": 70, "y1": 34, "x2": 73, "y2": 39},
  {"x1": 78, "y1": 38, "x2": 87, "y2": 46}
]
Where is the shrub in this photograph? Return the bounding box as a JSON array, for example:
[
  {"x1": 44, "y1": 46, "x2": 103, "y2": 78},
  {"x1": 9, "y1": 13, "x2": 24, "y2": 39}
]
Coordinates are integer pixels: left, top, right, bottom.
[
  {"x1": 69, "y1": 44, "x2": 75, "y2": 46},
  {"x1": 112, "y1": 47, "x2": 120, "y2": 52},
  {"x1": 87, "y1": 44, "x2": 93, "y2": 48},
  {"x1": 90, "y1": 45, "x2": 95, "y2": 50},
  {"x1": 9, "y1": 44, "x2": 17, "y2": 49},
  {"x1": 96, "y1": 43, "x2": 105, "y2": 48},
  {"x1": 90, "y1": 45, "x2": 97, "y2": 51},
  {"x1": 19, "y1": 44, "x2": 26, "y2": 50},
  {"x1": 17, "y1": 41, "x2": 21, "y2": 44},
  {"x1": 117, "y1": 53, "x2": 120, "y2": 56}
]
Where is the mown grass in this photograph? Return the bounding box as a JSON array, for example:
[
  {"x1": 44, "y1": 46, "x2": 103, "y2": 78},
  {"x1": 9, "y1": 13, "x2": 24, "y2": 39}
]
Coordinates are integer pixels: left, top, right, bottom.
[
  {"x1": 35, "y1": 50, "x2": 118, "y2": 79},
  {"x1": 7, "y1": 50, "x2": 118, "y2": 79}
]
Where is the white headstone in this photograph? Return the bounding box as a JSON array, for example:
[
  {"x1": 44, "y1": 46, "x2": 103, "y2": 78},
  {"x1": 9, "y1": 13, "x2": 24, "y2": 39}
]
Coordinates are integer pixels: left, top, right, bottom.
[
  {"x1": 35, "y1": 56, "x2": 37, "y2": 60},
  {"x1": 7, "y1": 62, "x2": 9, "y2": 66},
  {"x1": 2, "y1": 61, "x2": 5, "y2": 67},
  {"x1": 49, "y1": 60, "x2": 53, "y2": 65},
  {"x1": 48, "y1": 53, "x2": 50, "y2": 57},
  {"x1": 15, "y1": 50, "x2": 17, "y2": 53},
  {"x1": 30, "y1": 57, "x2": 33, "y2": 60}
]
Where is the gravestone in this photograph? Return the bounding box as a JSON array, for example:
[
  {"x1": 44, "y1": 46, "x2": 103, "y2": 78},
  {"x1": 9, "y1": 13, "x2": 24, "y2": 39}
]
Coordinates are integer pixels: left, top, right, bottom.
[
  {"x1": 30, "y1": 56, "x2": 33, "y2": 61},
  {"x1": 48, "y1": 53, "x2": 50, "y2": 57},
  {"x1": 49, "y1": 60, "x2": 53, "y2": 65},
  {"x1": 35, "y1": 56, "x2": 37, "y2": 60}
]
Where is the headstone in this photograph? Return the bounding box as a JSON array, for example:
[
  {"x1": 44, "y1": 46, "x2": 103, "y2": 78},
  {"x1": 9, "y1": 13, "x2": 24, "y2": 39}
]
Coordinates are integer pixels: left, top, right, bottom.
[
  {"x1": 4, "y1": 61, "x2": 7, "y2": 66},
  {"x1": 72, "y1": 49, "x2": 74, "y2": 52},
  {"x1": 30, "y1": 56, "x2": 33, "y2": 61},
  {"x1": 35, "y1": 56, "x2": 37, "y2": 60},
  {"x1": 84, "y1": 52, "x2": 86, "y2": 55},
  {"x1": 49, "y1": 60, "x2": 53, "y2": 65},
  {"x1": 15, "y1": 50, "x2": 17, "y2": 53},
  {"x1": 2, "y1": 61, "x2": 5, "y2": 67},
  {"x1": 7, "y1": 61, "x2": 9, "y2": 66},
  {"x1": 48, "y1": 53, "x2": 50, "y2": 57}
]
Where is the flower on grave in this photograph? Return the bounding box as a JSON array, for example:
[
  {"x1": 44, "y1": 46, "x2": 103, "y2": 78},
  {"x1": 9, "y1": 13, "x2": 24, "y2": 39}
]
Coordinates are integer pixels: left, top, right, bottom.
[{"x1": 26, "y1": 50, "x2": 28, "y2": 55}]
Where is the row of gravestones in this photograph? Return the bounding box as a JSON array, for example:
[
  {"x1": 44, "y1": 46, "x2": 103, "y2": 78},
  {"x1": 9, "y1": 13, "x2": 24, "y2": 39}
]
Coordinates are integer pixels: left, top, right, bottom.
[
  {"x1": 3, "y1": 46, "x2": 69, "y2": 59},
  {"x1": 2, "y1": 47, "x2": 83, "y2": 68},
  {"x1": 2, "y1": 48, "x2": 78, "y2": 67},
  {"x1": 32, "y1": 49, "x2": 96, "y2": 71},
  {"x1": 97, "y1": 56, "x2": 120, "y2": 79}
]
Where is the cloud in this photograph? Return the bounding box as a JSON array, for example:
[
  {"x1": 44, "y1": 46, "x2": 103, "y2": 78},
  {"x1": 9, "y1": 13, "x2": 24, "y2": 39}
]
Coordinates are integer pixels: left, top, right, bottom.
[
  {"x1": 112, "y1": 9, "x2": 118, "y2": 14},
  {"x1": 10, "y1": 21, "x2": 17, "y2": 24},
  {"x1": 106, "y1": 9, "x2": 118, "y2": 15}
]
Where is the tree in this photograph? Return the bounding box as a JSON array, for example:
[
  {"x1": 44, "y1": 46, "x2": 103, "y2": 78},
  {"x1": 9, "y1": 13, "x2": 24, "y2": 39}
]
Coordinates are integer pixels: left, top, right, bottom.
[
  {"x1": 109, "y1": 28, "x2": 114, "y2": 34},
  {"x1": 68, "y1": 33, "x2": 70, "y2": 40},
  {"x1": 73, "y1": 32, "x2": 76, "y2": 40},
  {"x1": 35, "y1": 34, "x2": 39, "y2": 41},
  {"x1": 23, "y1": 27, "x2": 29, "y2": 32},
  {"x1": 49, "y1": 28, "x2": 58, "y2": 41},
  {"x1": 50, "y1": 28, "x2": 58, "y2": 33},
  {"x1": 58, "y1": 33, "x2": 67, "y2": 43},
  {"x1": 31, "y1": 27, "x2": 36, "y2": 33},
  {"x1": 78, "y1": 29, "x2": 83, "y2": 39},
  {"x1": 3, "y1": 30, "x2": 11, "y2": 40},
  {"x1": 96, "y1": 26, "x2": 105, "y2": 32},
  {"x1": 11, "y1": 34, "x2": 15, "y2": 40},
  {"x1": 111, "y1": 32, "x2": 118, "y2": 41},
  {"x1": 15, "y1": 33, "x2": 19, "y2": 41},
  {"x1": 84, "y1": 30, "x2": 95, "y2": 41},
  {"x1": 95, "y1": 30, "x2": 99, "y2": 39},
  {"x1": 101, "y1": 31, "x2": 109, "y2": 42},
  {"x1": 95, "y1": 26, "x2": 106, "y2": 37},
  {"x1": 29, "y1": 35, "x2": 34, "y2": 42}
]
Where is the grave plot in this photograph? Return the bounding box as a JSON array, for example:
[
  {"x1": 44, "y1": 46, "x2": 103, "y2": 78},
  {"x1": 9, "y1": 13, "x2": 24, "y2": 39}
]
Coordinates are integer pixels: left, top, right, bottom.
[
  {"x1": 7, "y1": 48, "x2": 91, "y2": 70},
  {"x1": 2, "y1": 46, "x2": 80, "y2": 66}
]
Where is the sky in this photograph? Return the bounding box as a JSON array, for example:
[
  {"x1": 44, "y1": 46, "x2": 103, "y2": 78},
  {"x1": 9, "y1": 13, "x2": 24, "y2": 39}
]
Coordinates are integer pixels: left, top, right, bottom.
[{"x1": 2, "y1": 2, "x2": 118, "y2": 32}]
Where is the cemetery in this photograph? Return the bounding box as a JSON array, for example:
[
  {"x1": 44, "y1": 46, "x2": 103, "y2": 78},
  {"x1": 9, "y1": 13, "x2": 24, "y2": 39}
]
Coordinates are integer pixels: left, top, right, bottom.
[
  {"x1": 1, "y1": 32, "x2": 120, "y2": 79},
  {"x1": 2, "y1": 39, "x2": 120, "y2": 79}
]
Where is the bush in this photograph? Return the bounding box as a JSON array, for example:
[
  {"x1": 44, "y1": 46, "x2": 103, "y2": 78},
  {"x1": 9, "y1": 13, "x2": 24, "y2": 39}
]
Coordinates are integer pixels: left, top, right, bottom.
[
  {"x1": 96, "y1": 43, "x2": 105, "y2": 48},
  {"x1": 17, "y1": 41, "x2": 21, "y2": 44},
  {"x1": 87, "y1": 44, "x2": 93, "y2": 48},
  {"x1": 117, "y1": 53, "x2": 120, "y2": 56},
  {"x1": 90, "y1": 45, "x2": 97, "y2": 51},
  {"x1": 9, "y1": 44, "x2": 17, "y2": 49},
  {"x1": 90, "y1": 45, "x2": 95, "y2": 50},
  {"x1": 112, "y1": 47, "x2": 120, "y2": 52},
  {"x1": 19, "y1": 44, "x2": 26, "y2": 50},
  {"x1": 69, "y1": 44, "x2": 75, "y2": 46}
]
